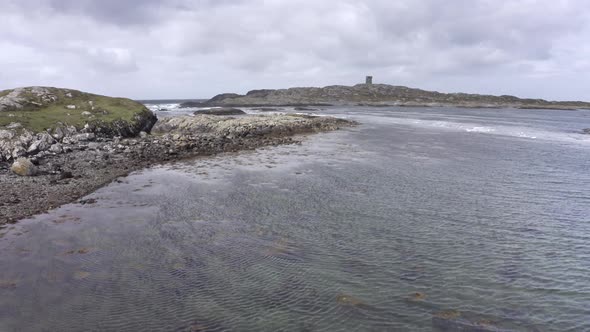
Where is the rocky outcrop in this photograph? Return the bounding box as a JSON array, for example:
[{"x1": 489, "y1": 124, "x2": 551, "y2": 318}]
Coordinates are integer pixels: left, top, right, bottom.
[
  {"x1": 193, "y1": 107, "x2": 246, "y2": 116},
  {"x1": 153, "y1": 114, "x2": 354, "y2": 138},
  {"x1": 185, "y1": 83, "x2": 590, "y2": 110},
  {"x1": 1, "y1": 113, "x2": 356, "y2": 224},
  {"x1": 0, "y1": 87, "x2": 157, "y2": 161}
]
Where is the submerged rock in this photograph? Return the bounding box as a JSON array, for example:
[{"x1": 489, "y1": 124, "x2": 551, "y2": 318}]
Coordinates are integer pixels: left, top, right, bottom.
[
  {"x1": 408, "y1": 292, "x2": 427, "y2": 301},
  {"x1": 254, "y1": 107, "x2": 282, "y2": 112},
  {"x1": 10, "y1": 157, "x2": 37, "y2": 176},
  {"x1": 432, "y1": 310, "x2": 540, "y2": 332},
  {"x1": 0, "y1": 280, "x2": 17, "y2": 289},
  {"x1": 336, "y1": 293, "x2": 366, "y2": 306},
  {"x1": 193, "y1": 107, "x2": 246, "y2": 116},
  {"x1": 73, "y1": 271, "x2": 91, "y2": 280}
]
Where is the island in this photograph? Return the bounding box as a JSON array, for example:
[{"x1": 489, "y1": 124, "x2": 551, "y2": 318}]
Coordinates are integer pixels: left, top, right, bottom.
[{"x1": 180, "y1": 82, "x2": 590, "y2": 110}]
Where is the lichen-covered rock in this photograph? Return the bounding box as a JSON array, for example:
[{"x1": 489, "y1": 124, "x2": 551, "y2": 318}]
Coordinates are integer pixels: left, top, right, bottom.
[{"x1": 11, "y1": 157, "x2": 37, "y2": 176}]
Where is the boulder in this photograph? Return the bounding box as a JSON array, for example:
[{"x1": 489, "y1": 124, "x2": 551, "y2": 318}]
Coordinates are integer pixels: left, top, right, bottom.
[
  {"x1": 194, "y1": 108, "x2": 246, "y2": 116},
  {"x1": 11, "y1": 158, "x2": 37, "y2": 176}
]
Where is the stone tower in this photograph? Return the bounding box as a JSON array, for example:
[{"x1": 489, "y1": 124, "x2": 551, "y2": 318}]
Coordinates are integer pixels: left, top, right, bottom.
[{"x1": 365, "y1": 76, "x2": 373, "y2": 85}]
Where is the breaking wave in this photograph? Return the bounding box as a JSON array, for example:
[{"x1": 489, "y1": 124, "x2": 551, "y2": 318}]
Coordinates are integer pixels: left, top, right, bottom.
[{"x1": 361, "y1": 115, "x2": 589, "y2": 144}]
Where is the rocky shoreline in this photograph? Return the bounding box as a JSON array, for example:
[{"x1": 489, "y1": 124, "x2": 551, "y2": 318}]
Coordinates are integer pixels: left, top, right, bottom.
[{"x1": 0, "y1": 113, "x2": 356, "y2": 225}]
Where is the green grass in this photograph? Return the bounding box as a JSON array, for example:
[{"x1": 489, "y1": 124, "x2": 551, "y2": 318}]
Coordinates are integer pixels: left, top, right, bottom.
[{"x1": 0, "y1": 88, "x2": 147, "y2": 132}]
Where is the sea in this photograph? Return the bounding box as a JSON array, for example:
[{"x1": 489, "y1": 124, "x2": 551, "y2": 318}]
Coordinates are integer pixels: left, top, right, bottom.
[{"x1": 1, "y1": 104, "x2": 589, "y2": 331}]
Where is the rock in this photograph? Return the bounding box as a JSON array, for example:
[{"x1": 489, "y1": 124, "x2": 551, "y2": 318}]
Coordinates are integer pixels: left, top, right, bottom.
[
  {"x1": 431, "y1": 310, "x2": 537, "y2": 332},
  {"x1": 139, "y1": 131, "x2": 148, "y2": 138},
  {"x1": 52, "y1": 126, "x2": 65, "y2": 141},
  {"x1": 0, "y1": 129, "x2": 15, "y2": 140},
  {"x1": 11, "y1": 158, "x2": 37, "y2": 176},
  {"x1": 0, "y1": 280, "x2": 17, "y2": 289},
  {"x1": 6, "y1": 122, "x2": 22, "y2": 129},
  {"x1": 59, "y1": 170, "x2": 73, "y2": 179},
  {"x1": 11, "y1": 147, "x2": 26, "y2": 159},
  {"x1": 66, "y1": 105, "x2": 76, "y2": 109},
  {"x1": 194, "y1": 107, "x2": 246, "y2": 116},
  {"x1": 408, "y1": 292, "x2": 427, "y2": 301},
  {"x1": 87, "y1": 142, "x2": 101, "y2": 150},
  {"x1": 336, "y1": 294, "x2": 365, "y2": 306},
  {"x1": 49, "y1": 143, "x2": 63, "y2": 153},
  {"x1": 81, "y1": 111, "x2": 92, "y2": 116},
  {"x1": 582, "y1": 128, "x2": 590, "y2": 134},
  {"x1": 66, "y1": 125, "x2": 78, "y2": 135},
  {"x1": 73, "y1": 133, "x2": 95, "y2": 142},
  {"x1": 27, "y1": 133, "x2": 55, "y2": 153}
]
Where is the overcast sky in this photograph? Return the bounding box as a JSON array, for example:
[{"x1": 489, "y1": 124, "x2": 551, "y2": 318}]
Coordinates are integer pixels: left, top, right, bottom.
[{"x1": 1, "y1": 0, "x2": 589, "y2": 100}]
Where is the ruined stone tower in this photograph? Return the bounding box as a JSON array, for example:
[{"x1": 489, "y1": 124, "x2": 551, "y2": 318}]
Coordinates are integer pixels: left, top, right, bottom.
[{"x1": 365, "y1": 76, "x2": 373, "y2": 85}]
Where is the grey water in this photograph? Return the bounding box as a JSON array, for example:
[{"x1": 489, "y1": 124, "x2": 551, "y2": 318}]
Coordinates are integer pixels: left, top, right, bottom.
[{"x1": 1, "y1": 107, "x2": 589, "y2": 331}]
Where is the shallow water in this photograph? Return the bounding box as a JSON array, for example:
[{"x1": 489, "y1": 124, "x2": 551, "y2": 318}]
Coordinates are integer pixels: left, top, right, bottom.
[{"x1": 1, "y1": 107, "x2": 589, "y2": 331}]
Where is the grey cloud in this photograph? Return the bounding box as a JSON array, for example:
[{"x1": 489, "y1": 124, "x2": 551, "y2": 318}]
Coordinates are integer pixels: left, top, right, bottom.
[{"x1": 1, "y1": 0, "x2": 590, "y2": 100}]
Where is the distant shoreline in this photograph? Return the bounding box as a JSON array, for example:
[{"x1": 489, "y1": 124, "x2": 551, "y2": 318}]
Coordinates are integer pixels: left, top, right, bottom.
[{"x1": 176, "y1": 83, "x2": 590, "y2": 111}]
